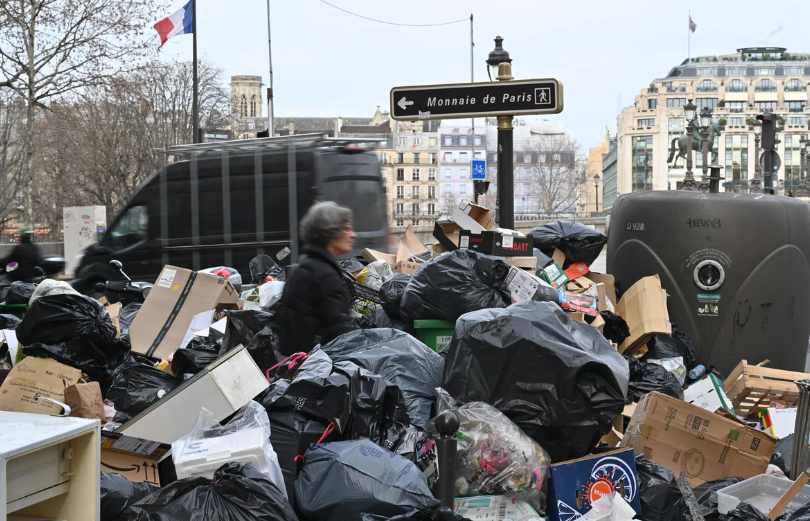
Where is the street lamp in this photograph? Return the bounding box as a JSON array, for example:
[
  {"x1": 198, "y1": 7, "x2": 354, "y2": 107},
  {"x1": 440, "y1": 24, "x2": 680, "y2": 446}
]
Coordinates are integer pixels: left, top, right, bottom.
[
  {"x1": 681, "y1": 100, "x2": 699, "y2": 191},
  {"x1": 798, "y1": 135, "x2": 810, "y2": 197},
  {"x1": 698, "y1": 107, "x2": 715, "y2": 190},
  {"x1": 593, "y1": 174, "x2": 600, "y2": 213},
  {"x1": 750, "y1": 120, "x2": 763, "y2": 193}
]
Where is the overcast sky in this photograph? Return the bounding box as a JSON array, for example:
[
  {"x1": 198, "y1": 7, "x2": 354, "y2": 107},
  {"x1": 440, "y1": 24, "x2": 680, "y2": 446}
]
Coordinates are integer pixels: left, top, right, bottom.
[{"x1": 157, "y1": 0, "x2": 808, "y2": 151}]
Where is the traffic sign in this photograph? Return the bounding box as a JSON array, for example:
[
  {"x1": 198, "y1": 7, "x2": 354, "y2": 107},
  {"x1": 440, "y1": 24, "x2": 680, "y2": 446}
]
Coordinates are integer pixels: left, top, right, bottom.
[
  {"x1": 472, "y1": 160, "x2": 486, "y2": 180},
  {"x1": 390, "y1": 79, "x2": 563, "y2": 121},
  {"x1": 760, "y1": 150, "x2": 781, "y2": 172}
]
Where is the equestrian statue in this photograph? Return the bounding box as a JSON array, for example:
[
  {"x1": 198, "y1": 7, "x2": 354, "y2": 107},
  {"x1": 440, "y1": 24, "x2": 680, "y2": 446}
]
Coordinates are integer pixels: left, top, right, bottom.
[{"x1": 667, "y1": 121, "x2": 723, "y2": 166}]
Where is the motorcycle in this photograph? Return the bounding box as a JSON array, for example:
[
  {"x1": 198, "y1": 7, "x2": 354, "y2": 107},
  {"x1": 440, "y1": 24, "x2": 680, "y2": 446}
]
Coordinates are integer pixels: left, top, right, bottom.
[{"x1": 95, "y1": 260, "x2": 153, "y2": 306}]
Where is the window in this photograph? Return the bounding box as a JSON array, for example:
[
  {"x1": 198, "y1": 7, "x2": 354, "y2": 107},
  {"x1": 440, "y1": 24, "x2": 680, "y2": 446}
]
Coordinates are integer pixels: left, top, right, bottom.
[
  {"x1": 787, "y1": 101, "x2": 806, "y2": 112},
  {"x1": 459, "y1": 152, "x2": 468, "y2": 162},
  {"x1": 553, "y1": 153, "x2": 561, "y2": 162},
  {"x1": 396, "y1": 219, "x2": 404, "y2": 227},
  {"x1": 474, "y1": 151, "x2": 484, "y2": 160},
  {"x1": 700, "y1": 69, "x2": 718, "y2": 76},
  {"x1": 695, "y1": 136, "x2": 719, "y2": 167},
  {"x1": 443, "y1": 152, "x2": 453, "y2": 162},
  {"x1": 459, "y1": 185, "x2": 467, "y2": 195},
  {"x1": 428, "y1": 168, "x2": 436, "y2": 180},
  {"x1": 648, "y1": 99, "x2": 658, "y2": 109},
  {"x1": 428, "y1": 186, "x2": 436, "y2": 198},
  {"x1": 756, "y1": 79, "x2": 776, "y2": 92},
  {"x1": 538, "y1": 153, "x2": 547, "y2": 163},
  {"x1": 789, "y1": 116, "x2": 806, "y2": 126},
  {"x1": 429, "y1": 153, "x2": 436, "y2": 164},
  {"x1": 412, "y1": 186, "x2": 420, "y2": 198},
  {"x1": 668, "y1": 118, "x2": 685, "y2": 133},
  {"x1": 250, "y1": 95, "x2": 257, "y2": 117},
  {"x1": 413, "y1": 220, "x2": 420, "y2": 226},
  {"x1": 110, "y1": 205, "x2": 148, "y2": 250},
  {"x1": 459, "y1": 169, "x2": 468, "y2": 179},
  {"x1": 785, "y1": 134, "x2": 804, "y2": 193},
  {"x1": 396, "y1": 186, "x2": 404, "y2": 199},
  {"x1": 697, "y1": 80, "x2": 717, "y2": 92},
  {"x1": 398, "y1": 153, "x2": 404, "y2": 163},
  {"x1": 379, "y1": 152, "x2": 387, "y2": 163},
  {"x1": 727, "y1": 101, "x2": 746, "y2": 113},
  {"x1": 443, "y1": 136, "x2": 452, "y2": 145},
  {"x1": 786, "y1": 79, "x2": 804, "y2": 92},
  {"x1": 515, "y1": 184, "x2": 521, "y2": 196},
  {"x1": 412, "y1": 169, "x2": 420, "y2": 181},
  {"x1": 754, "y1": 68, "x2": 775, "y2": 76},
  {"x1": 785, "y1": 67, "x2": 804, "y2": 75},
  {"x1": 726, "y1": 68, "x2": 746, "y2": 76},
  {"x1": 474, "y1": 136, "x2": 482, "y2": 146},
  {"x1": 428, "y1": 203, "x2": 435, "y2": 215},
  {"x1": 429, "y1": 137, "x2": 437, "y2": 146},
  {"x1": 728, "y1": 117, "x2": 745, "y2": 126},
  {"x1": 696, "y1": 98, "x2": 718, "y2": 110},
  {"x1": 637, "y1": 118, "x2": 656, "y2": 128},
  {"x1": 380, "y1": 169, "x2": 387, "y2": 180},
  {"x1": 756, "y1": 101, "x2": 777, "y2": 111},
  {"x1": 413, "y1": 138, "x2": 421, "y2": 146},
  {"x1": 443, "y1": 184, "x2": 451, "y2": 194},
  {"x1": 459, "y1": 136, "x2": 468, "y2": 146},
  {"x1": 413, "y1": 153, "x2": 420, "y2": 164},
  {"x1": 444, "y1": 169, "x2": 451, "y2": 179},
  {"x1": 727, "y1": 79, "x2": 747, "y2": 92},
  {"x1": 239, "y1": 94, "x2": 247, "y2": 117},
  {"x1": 398, "y1": 137, "x2": 406, "y2": 146},
  {"x1": 523, "y1": 167, "x2": 531, "y2": 179},
  {"x1": 724, "y1": 134, "x2": 749, "y2": 192},
  {"x1": 523, "y1": 154, "x2": 531, "y2": 163},
  {"x1": 632, "y1": 136, "x2": 653, "y2": 192},
  {"x1": 413, "y1": 203, "x2": 420, "y2": 214},
  {"x1": 396, "y1": 168, "x2": 405, "y2": 181},
  {"x1": 396, "y1": 203, "x2": 404, "y2": 215},
  {"x1": 667, "y1": 98, "x2": 686, "y2": 108}
]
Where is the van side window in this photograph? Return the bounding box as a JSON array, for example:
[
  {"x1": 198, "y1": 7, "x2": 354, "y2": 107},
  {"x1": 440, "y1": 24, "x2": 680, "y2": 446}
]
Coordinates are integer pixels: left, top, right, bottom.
[{"x1": 110, "y1": 205, "x2": 148, "y2": 250}]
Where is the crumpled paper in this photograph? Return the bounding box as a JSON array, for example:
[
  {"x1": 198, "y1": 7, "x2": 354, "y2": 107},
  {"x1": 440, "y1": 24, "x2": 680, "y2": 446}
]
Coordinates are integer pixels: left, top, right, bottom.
[{"x1": 580, "y1": 492, "x2": 637, "y2": 520}]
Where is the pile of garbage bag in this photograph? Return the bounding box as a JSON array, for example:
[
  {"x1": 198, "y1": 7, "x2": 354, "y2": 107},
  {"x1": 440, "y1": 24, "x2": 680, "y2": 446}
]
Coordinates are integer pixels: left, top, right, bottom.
[
  {"x1": 530, "y1": 220, "x2": 607, "y2": 267},
  {"x1": 219, "y1": 309, "x2": 284, "y2": 372},
  {"x1": 100, "y1": 471, "x2": 157, "y2": 521},
  {"x1": 104, "y1": 353, "x2": 182, "y2": 422},
  {"x1": 626, "y1": 356, "x2": 684, "y2": 402},
  {"x1": 380, "y1": 273, "x2": 410, "y2": 318},
  {"x1": 5, "y1": 280, "x2": 34, "y2": 304},
  {"x1": 442, "y1": 300, "x2": 629, "y2": 462}
]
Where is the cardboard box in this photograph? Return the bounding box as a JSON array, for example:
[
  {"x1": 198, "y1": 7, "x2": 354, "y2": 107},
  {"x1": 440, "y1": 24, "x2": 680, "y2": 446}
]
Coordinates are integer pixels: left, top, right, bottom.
[
  {"x1": 684, "y1": 374, "x2": 736, "y2": 415},
  {"x1": 505, "y1": 256, "x2": 538, "y2": 272},
  {"x1": 459, "y1": 230, "x2": 495, "y2": 253},
  {"x1": 106, "y1": 302, "x2": 122, "y2": 338},
  {"x1": 0, "y1": 356, "x2": 81, "y2": 415},
  {"x1": 616, "y1": 275, "x2": 671, "y2": 355},
  {"x1": 539, "y1": 262, "x2": 569, "y2": 288},
  {"x1": 100, "y1": 430, "x2": 170, "y2": 485},
  {"x1": 451, "y1": 201, "x2": 497, "y2": 233},
  {"x1": 130, "y1": 265, "x2": 239, "y2": 359},
  {"x1": 564, "y1": 261, "x2": 590, "y2": 281},
  {"x1": 504, "y1": 266, "x2": 543, "y2": 304},
  {"x1": 65, "y1": 381, "x2": 106, "y2": 422},
  {"x1": 363, "y1": 225, "x2": 428, "y2": 274},
  {"x1": 546, "y1": 448, "x2": 642, "y2": 521},
  {"x1": 559, "y1": 290, "x2": 598, "y2": 316},
  {"x1": 620, "y1": 392, "x2": 776, "y2": 487},
  {"x1": 566, "y1": 275, "x2": 597, "y2": 293},
  {"x1": 492, "y1": 233, "x2": 533, "y2": 257},
  {"x1": 587, "y1": 272, "x2": 618, "y2": 308},
  {"x1": 434, "y1": 219, "x2": 463, "y2": 251}
]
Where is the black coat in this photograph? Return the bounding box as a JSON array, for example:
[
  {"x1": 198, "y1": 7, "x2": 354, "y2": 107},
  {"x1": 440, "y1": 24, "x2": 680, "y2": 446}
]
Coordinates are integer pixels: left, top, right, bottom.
[
  {"x1": 276, "y1": 245, "x2": 352, "y2": 355},
  {"x1": 1, "y1": 240, "x2": 42, "y2": 281}
]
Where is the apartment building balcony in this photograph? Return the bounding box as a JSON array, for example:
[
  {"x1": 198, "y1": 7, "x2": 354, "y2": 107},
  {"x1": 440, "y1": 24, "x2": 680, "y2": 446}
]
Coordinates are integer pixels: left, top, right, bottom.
[{"x1": 696, "y1": 86, "x2": 718, "y2": 93}]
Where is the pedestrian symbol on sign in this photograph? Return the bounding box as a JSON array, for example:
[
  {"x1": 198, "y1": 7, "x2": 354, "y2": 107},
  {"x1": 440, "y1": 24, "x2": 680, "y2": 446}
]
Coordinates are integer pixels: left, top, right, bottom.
[{"x1": 472, "y1": 159, "x2": 486, "y2": 180}]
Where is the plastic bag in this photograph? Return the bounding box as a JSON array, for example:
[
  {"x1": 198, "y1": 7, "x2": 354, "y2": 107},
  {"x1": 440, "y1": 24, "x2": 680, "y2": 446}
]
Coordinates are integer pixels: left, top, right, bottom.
[
  {"x1": 339, "y1": 258, "x2": 366, "y2": 273},
  {"x1": 171, "y1": 335, "x2": 219, "y2": 375},
  {"x1": 259, "y1": 281, "x2": 285, "y2": 310},
  {"x1": 219, "y1": 309, "x2": 285, "y2": 372},
  {"x1": 295, "y1": 439, "x2": 440, "y2": 521},
  {"x1": 100, "y1": 471, "x2": 157, "y2": 521},
  {"x1": 105, "y1": 353, "x2": 182, "y2": 421},
  {"x1": 322, "y1": 328, "x2": 444, "y2": 428},
  {"x1": 533, "y1": 248, "x2": 553, "y2": 272},
  {"x1": 647, "y1": 357, "x2": 687, "y2": 385},
  {"x1": 119, "y1": 462, "x2": 297, "y2": 521},
  {"x1": 266, "y1": 409, "x2": 330, "y2": 503},
  {"x1": 357, "y1": 259, "x2": 393, "y2": 290},
  {"x1": 29, "y1": 279, "x2": 78, "y2": 305},
  {"x1": 17, "y1": 293, "x2": 117, "y2": 347},
  {"x1": 380, "y1": 273, "x2": 411, "y2": 318},
  {"x1": 172, "y1": 401, "x2": 285, "y2": 496},
  {"x1": 118, "y1": 302, "x2": 142, "y2": 337},
  {"x1": 782, "y1": 502, "x2": 810, "y2": 521},
  {"x1": 22, "y1": 338, "x2": 129, "y2": 383},
  {"x1": 200, "y1": 266, "x2": 243, "y2": 292},
  {"x1": 250, "y1": 254, "x2": 286, "y2": 283},
  {"x1": 626, "y1": 357, "x2": 684, "y2": 402},
  {"x1": 644, "y1": 323, "x2": 698, "y2": 369},
  {"x1": 442, "y1": 300, "x2": 629, "y2": 463},
  {"x1": 5, "y1": 281, "x2": 34, "y2": 304},
  {"x1": 771, "y1": 434, "x2": 794, "y2": 477},
  {"x1": 432, "y1": 389, "x2": 550, "y2": 511},
  {"x1": 0, "y1": 313, "x2": 21, "y2": 330},
  {"x1": 659, "y1": 476, "x2": 744, "y2": 521},
  {"x1": 600, "y1": 310, "x2": 630, "y2": 345},
  {"x1": 635, "y1": 456, "x2": 681, "y2": 521},
  {"x1": 352, "y1": 309, "x2": 393, "y2": 330},
  {"x1": 530, "y1": 221, "x2": 607, "y2": 267},
  {"x1": 400, "y1": 250, "x2": 511, "y2": 322}
]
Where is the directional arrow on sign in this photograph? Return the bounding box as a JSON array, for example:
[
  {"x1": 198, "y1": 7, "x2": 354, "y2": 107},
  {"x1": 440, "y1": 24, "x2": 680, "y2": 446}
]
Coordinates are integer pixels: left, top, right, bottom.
[{"x1": 397, "y1": 97, "x2": 413, "y2": 111}]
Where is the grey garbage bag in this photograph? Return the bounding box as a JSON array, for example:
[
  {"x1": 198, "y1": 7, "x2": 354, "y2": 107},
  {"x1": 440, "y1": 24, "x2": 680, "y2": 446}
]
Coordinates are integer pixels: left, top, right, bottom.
[
  {"x1": 442, "y1": 300, "x2": 629, "y2": 462},
  {"x1": 399, "y1": 250, "x2": 510, "y2": 322},
  {"x1": 295, "y1": 439, "x2": 440, "y2": 521},
  {"x1": 322, "y1": 328, "x2": 444, "y2": 429}
]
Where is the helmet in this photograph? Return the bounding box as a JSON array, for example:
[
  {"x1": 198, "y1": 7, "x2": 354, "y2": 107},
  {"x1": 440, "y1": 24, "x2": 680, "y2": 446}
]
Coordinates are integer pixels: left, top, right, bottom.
[{"x1": 20, "y1": 229, "x2": 34, "y2": 241}]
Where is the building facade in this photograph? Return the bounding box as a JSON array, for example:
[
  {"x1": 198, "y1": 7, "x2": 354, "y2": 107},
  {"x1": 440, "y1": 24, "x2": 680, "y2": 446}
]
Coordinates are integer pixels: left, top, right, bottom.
[
  {"x1": 601, "y1": 136, "x2": 619, "y2": 210},
  {"x1": 231, "y1": 75, "x2": 263, "y2": 139},
  {"x1": 616, "y1": 46, "x2": 810, "y2": 197},
  {"x1": 390, "y1": 120, "x2": 441, "y2": 226},
  {"x1": 438, "y1": 125, "x2": 486, "y2": 211},
  {"x1": 577, "y1": 135, "x2": 613, "y2": 215}
]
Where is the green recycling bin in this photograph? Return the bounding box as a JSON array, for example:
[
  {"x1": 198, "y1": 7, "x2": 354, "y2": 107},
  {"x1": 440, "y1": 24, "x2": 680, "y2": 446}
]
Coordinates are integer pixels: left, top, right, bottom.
[{"x1": 413, "y1": 319, "x2": 455, "y2": 352}]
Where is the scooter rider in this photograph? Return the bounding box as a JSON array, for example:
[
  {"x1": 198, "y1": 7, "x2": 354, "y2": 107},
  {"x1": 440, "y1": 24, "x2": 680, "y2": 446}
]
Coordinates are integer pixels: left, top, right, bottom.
[{"x1": 0, "y1": 230, "x2": 43, "y2": 281}]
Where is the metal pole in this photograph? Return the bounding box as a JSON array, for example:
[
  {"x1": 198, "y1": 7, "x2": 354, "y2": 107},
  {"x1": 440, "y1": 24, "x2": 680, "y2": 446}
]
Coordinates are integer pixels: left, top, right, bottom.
[
  {"x1": 192, "y1": 0, "x2": 199, "y2": 143},
  {"x1": 288, "y1": 140, "x2": 298, "y2": 262},
  {"x1": 683, "y1": 120, "x2": 697, "y2": 190},
  {"x1": 497, "y1": 116, "x2": 514, "y2": 229},
  {"x1": 751, "y1": 133, "x2": 762, "y2": 193},
  {"x1": 266, "y1": 0, "x2": 275, "y2": 137},
  {"x1": 470, "y1": 14, "x2": 474, "y2": 186},
  {"x1": 434, "y1": 411, "x2": 460, "y2": 509},
  {"x1": 596, "y1": 182, "x2": 599, "y2": 212}
]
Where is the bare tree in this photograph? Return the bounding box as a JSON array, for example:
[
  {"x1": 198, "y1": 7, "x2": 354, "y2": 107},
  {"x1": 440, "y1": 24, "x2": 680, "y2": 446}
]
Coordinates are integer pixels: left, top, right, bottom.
[
  {"x1": 441, "y1": 190, "x2": 458, "y2": 215},
  {"x1": 0, "y1": 92, "x2": 26, "y2": 236},
  {"x1": 527, "y1": 133, "x2": 580, "y2": 215},
  {"x1": 0, "y1": 0, "x2": 166, "y2": 226}
]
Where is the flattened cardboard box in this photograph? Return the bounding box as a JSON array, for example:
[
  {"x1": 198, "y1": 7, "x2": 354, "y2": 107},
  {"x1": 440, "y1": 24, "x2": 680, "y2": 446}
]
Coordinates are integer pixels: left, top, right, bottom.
[
  {"x1": 616, "y1": 275, "x2": 671, "y2": 355},
  {"x1": 130, "y1": 265, "x2": 239, "y2": 359},
  {"x1": 620, "y1": 392, "x2": 776, "y2": 487},
  {"x1": 101, "y1": 430, "x2": 170, "y2": 485},
  {"x1": 0, "y1": 356, "x2": 81, "y2": 415}
]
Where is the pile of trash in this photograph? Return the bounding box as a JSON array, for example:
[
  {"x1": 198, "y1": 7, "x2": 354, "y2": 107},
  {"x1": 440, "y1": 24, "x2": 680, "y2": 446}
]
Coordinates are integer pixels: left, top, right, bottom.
[{"x1": 3, "y1": 201, "x2": 810, "y2": 521}]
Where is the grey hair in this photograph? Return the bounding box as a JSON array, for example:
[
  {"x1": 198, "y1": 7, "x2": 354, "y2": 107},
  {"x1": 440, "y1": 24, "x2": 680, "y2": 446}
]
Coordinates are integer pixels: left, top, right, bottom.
[{"x1": 300, "y1": 201, "x2": 353, "y2": 248}]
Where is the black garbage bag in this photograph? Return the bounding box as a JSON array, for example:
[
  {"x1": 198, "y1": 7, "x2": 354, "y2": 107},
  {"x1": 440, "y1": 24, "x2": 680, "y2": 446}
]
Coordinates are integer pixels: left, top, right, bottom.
[
  {"x1": 171, "y1": 335, "x2": 220, "y2": 375},
  {"x1": 352, "y1": 309, "x2": 393, "y2": 330},
  {"x1": 339, "y1": 258, "x2": 366, "y2": 273},
  {"x1": 400, "y1": 250, "x2": 510, "y2": 322},
  {"x1": 635, "y1": 456, "x2": 681, "y2": 521},
  {"x1": 220, "y1": 309, "x2": 285, "y2": 372},
  {"x1": 118, "y1": 302, "x2": 142, "y2": 338},
  {"x1": 772, "y1": 434, "x2": 794, "y2": 477},
  {"x1": 533, "y1": 248, "x2": 553, "y2": 272},
  {"x1": 660, "y1": 477, "x2": 744, "y2": 521},
  {"x1": 250, "y1": 254, "x2": 286, "y2": 283},
  {"x1": 600, "y1": 310, "x2": 630, "y2": 345},
  {"x1": 18, "y1": 293, "x2": 117, "y2": 347},
  {"x1": 257, "y1": 349, "x2": 410, "y2": 444},
  {"x1": 626, "y1": 356, "x2": 684, "y2": 402},
  {"x1": 724, "y1": 503, "x2": 770, "y2": 521},
  {"x1": 266, "y1": 410, "x2": 330, "y2": 504},
  {"x1": 295, "y1": 439, "x2": 439, "y2": 521},
  {"x1": 644, "y1": 323, "x2": 698, "y2": 369},
  {"x1": 530, "y1": 221, "x2": 607, "y2": 267},
  {"x1": 105, "y1": 353, "x2": 182, "y2": 422},
  {"x1": 100, "y1": 471, "x2": 157, "y2": 521},
  {"x1": 442, "y1": 300, "x2": 629, "y2": 463},
  {"x1": 782, "y1": 502, "x2": 810, "y2": 520},
  {"x1": 0, "y1": 313, "x2": 20, "y2": 329},
  {"x1": 23, "y1": 337, "x2": 129, "y2": 383},
  {"x1": 380, "y1": 273, "x2": 411, "y2": 318},
  {"x1": 322, "y1": 328, "x2": 443, "y2": 429},
  {"x1": 5, "y1": 281, "x2": 34, "y2": 304},
  {"x1": 120, "y1": 463, "x2": 297, "y2": 521}
]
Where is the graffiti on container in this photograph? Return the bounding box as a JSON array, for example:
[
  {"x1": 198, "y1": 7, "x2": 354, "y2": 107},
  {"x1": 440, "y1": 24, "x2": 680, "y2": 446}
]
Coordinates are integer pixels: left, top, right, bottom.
[{"x1": 686, "y1": 218, "x2": 722, "y2": 229}]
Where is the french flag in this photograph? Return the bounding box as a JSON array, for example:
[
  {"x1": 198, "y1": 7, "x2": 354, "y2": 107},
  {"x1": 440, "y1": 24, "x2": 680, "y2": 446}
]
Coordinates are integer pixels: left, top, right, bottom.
[{"x1": 154, "y1": 0, "x2": 194, "y2": 49}]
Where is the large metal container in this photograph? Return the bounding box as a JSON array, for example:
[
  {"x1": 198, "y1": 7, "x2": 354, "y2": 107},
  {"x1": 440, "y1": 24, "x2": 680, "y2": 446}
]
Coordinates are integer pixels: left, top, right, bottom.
[{"x1": 607, "y1": 191, "x2": 810, "y2": 375}]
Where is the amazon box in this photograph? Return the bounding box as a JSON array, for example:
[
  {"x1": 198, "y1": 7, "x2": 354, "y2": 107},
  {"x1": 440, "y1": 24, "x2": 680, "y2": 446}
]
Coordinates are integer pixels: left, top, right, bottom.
[
  {"x1": 130, "y1": 266, "x2": 239, "y2": 360},
  {"x1": 620, "y1": 392, "x2": 776, "y2": 487},
  {"x1": 101, "y1": 430, "x2": 170, "y2": 486}
]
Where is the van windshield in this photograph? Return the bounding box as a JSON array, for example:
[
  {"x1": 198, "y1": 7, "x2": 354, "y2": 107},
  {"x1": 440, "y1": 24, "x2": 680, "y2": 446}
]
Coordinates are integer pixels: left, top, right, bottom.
[{"x1": 325, "y1": 179, "x2": 386, "y2": 233}]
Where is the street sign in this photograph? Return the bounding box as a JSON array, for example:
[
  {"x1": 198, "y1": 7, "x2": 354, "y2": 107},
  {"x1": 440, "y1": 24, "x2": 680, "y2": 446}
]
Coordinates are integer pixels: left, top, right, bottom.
[
  {"x1": 390, "y1": 78, "x2": 563, "y2": 121},
  {"x1": 760, "y1": 150, "x2": 781, "y2": 172},
  {"x1": 472, "y1": 160, "x2": 486, "y2": 180}
]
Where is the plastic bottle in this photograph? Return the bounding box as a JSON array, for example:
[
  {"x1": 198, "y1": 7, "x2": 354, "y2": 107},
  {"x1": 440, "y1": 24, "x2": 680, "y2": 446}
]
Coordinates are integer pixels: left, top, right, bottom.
[{"x1": 688, "y1": 364, "x2": 706, "y2": 380}]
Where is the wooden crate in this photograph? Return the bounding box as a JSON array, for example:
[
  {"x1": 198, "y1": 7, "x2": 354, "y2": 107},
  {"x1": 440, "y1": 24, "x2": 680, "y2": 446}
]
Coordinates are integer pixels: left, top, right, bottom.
[{"x1": 723, "y1": 360, "x2": 810, "y2": 416}]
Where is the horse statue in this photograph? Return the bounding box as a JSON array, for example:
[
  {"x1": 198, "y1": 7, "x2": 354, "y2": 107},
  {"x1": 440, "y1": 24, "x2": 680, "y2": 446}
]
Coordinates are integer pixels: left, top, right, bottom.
[{"x1": 667, "y1": 122, "x2": 722, "y2": 166}]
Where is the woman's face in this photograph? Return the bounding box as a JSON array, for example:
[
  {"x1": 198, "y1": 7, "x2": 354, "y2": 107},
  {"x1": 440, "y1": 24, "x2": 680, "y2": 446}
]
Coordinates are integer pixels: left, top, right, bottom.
[{"x1": 330, "y1": 225, "x2": 357, "y2": 256}]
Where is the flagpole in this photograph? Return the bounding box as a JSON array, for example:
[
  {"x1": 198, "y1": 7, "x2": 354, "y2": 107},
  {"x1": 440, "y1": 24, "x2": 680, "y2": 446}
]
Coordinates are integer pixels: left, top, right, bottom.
[
  {"x1": 192, "y1": 0, "x2": 199, "y2": 143},
  {"x1": 688, "y1": 10, "x2": 691, "y2": 64}
]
